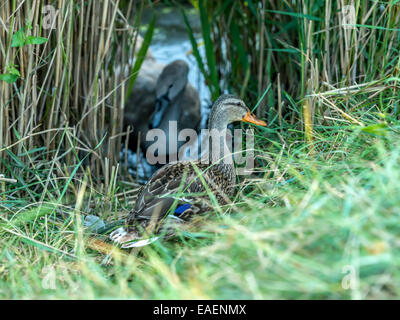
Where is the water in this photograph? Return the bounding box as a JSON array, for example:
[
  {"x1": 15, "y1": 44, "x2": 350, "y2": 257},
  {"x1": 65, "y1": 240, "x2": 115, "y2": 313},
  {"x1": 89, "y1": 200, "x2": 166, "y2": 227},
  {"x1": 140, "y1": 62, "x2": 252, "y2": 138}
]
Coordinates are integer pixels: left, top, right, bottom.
[
  {"x1": 143, "y1": 7, "x2": 211, "y2": 125},
  {"x1": 123, "y1": 7, "x2": 211, "y2": 181}
]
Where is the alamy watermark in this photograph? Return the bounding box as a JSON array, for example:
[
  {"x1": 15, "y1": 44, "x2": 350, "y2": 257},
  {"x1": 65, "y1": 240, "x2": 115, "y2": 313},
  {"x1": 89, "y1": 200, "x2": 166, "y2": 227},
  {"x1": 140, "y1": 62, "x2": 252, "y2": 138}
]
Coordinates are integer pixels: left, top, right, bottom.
[
  {"x1": 341, "y1": 264, "x2": 358, "y2": 290},
  {"x1": 42, "y1": 5, "x2": 58, "y2": 30},
  {"x1": 41, "y1": 265, "x2": 57, "y2": 290},
  {"x1": 41, "y1": 265, "x2": 79, "y2": 291},
  {"x1": 341, "y1": 3, "x2": 356, "y2": 30}
]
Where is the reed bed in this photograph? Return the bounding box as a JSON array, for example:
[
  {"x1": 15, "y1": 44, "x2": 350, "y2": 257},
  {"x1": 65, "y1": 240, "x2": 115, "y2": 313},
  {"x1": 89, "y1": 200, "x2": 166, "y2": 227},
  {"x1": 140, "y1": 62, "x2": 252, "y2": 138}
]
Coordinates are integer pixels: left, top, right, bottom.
[
  {"x1": 0, "y1": 0, "x2": 148, "y2": 186},
  {"x1": 185, "y1": 0, "x2": 400, "y2": 135}
]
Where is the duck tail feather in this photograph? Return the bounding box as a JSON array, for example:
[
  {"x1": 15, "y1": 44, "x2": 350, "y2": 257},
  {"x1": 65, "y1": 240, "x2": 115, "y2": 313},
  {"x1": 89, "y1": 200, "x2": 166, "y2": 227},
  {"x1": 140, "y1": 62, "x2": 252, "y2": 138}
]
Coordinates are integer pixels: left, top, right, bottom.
[
  {"x1": 121, "y1": 237, "x2": 159, "y2": 248},
  {"x1": 109, "y1": 227, "x2": 159, "y2": 248}
]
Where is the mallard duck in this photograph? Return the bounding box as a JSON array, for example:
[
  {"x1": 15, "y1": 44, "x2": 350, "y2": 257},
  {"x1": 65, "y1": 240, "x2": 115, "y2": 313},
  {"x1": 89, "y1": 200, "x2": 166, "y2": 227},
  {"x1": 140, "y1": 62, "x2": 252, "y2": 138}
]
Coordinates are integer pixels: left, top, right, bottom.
[
  {"x1": 111, "y1": 94, "x2": 266, "y2": 248},
  {"x1": 124, "y1": 59, "x2": 200, "y2": 159}
]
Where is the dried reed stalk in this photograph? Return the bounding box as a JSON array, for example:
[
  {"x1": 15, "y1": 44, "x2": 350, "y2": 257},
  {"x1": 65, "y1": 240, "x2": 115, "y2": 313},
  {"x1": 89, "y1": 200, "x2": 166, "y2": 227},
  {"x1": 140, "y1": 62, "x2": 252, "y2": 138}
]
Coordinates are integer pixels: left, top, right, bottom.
[{"x1": 0, "y1": 0, "x2": 142, "y2": 183}]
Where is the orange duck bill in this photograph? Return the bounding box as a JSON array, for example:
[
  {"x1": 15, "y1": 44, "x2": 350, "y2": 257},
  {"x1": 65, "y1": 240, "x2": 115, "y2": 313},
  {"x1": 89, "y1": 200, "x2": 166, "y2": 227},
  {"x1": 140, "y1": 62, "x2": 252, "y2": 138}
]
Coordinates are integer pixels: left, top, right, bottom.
[{"x1": 242, "y1": 110, "x2": 267, "y2": 126}]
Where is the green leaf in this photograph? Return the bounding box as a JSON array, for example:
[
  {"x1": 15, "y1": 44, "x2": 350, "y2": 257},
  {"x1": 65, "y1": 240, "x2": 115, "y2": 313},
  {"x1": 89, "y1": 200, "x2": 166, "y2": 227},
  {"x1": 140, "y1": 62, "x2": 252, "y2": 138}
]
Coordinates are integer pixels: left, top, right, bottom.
[
  {"x1": 11, "y1": 29, "x2": 26, "y2": 47},
  {"x1": 25, "y1": 35, "x2": 48, "y2": 45},
  {"x1": 189, "y1": 0, "x2": 199, "y2": 10},
  {"x1": 229, "y1": 20, "x2": 248, "y2": 70},
  {"x1": 0, "y1": 65, "x2": 21, "y2": 83},
  {"x1": 1, "y1": 205, "x2": 55, "y2": 229},
  {"x1": 245, "y1": 0, "x2": 258, "y2": 17},
  {"x1": 361, "y1": 123, "x2": 388, "y2": 136},
  {"x1": 198, "y1": 0, "x2": 219, "y2": 99},
  {"x1": 11, "y1": 27, "x2": 47, "y2": 47},
  {"x1": 9, "y1": 67, "x2": 20, "y2": 77},
  {"x1": 265, "y1": 10, "x2": 322, "y2": 22},
  {"x1": 126, "y1": 15, "x2": 156, "y2": 100},
  {"x1": 181, "y1": 9, "x2": 208, "y2": 82},
  {"x1": 267, "y1": 48, "x2": 299, "y2": 53},
  {"x1": 252, "y1": 83, "x2": 271, "y2": 112},
  {"x1": 0, "y1": 73, "x2": 19, "y2": 83}
]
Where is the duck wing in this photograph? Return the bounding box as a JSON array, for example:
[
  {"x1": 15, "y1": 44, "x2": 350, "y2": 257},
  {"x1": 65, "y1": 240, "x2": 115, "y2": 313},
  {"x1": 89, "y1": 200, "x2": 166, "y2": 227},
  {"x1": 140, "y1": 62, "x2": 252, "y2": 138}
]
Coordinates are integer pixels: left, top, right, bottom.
[
  {"x1": 110, "y1": 160, "x2": 235, "y2": 248},
  {"x1": 131, "y1": 161, "x2": 205, "y2": 221},
  {"x1": 110, "y1": 161, "x2": 208, "y2": 248}
]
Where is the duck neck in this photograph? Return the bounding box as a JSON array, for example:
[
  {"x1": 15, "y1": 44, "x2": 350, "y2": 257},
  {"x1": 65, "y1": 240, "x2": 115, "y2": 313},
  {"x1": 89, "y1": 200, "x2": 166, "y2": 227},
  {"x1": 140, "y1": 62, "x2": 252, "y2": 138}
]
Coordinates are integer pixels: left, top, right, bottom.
[
  {"x1": 170, "y1": 87, "x2": 184, "y2": 104},
  {"x1": 207, "y1": 117, "x2": 235, "y2": 182},
  {"x1": 209, "y1": 110, "x2": 229, "y2": 131}
]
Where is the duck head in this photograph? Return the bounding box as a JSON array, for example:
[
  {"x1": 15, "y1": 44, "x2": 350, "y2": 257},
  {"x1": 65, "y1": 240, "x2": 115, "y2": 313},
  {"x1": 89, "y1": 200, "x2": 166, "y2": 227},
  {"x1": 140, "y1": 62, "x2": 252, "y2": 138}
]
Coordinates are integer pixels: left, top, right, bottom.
[
  {"x1": 208, "y1": 94, "x2": 267, "y2": 130},
  {"x1": 150, "y1": 60, "x2": 189, "y2": 128}
]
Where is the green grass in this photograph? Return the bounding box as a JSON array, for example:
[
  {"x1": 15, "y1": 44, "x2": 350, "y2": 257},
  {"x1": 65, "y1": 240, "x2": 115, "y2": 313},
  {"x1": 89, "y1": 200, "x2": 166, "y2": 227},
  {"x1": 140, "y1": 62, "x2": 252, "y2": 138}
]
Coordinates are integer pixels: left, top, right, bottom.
[{"x1": 1, "y1": 105, "x2": 400, "y2": 299}]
